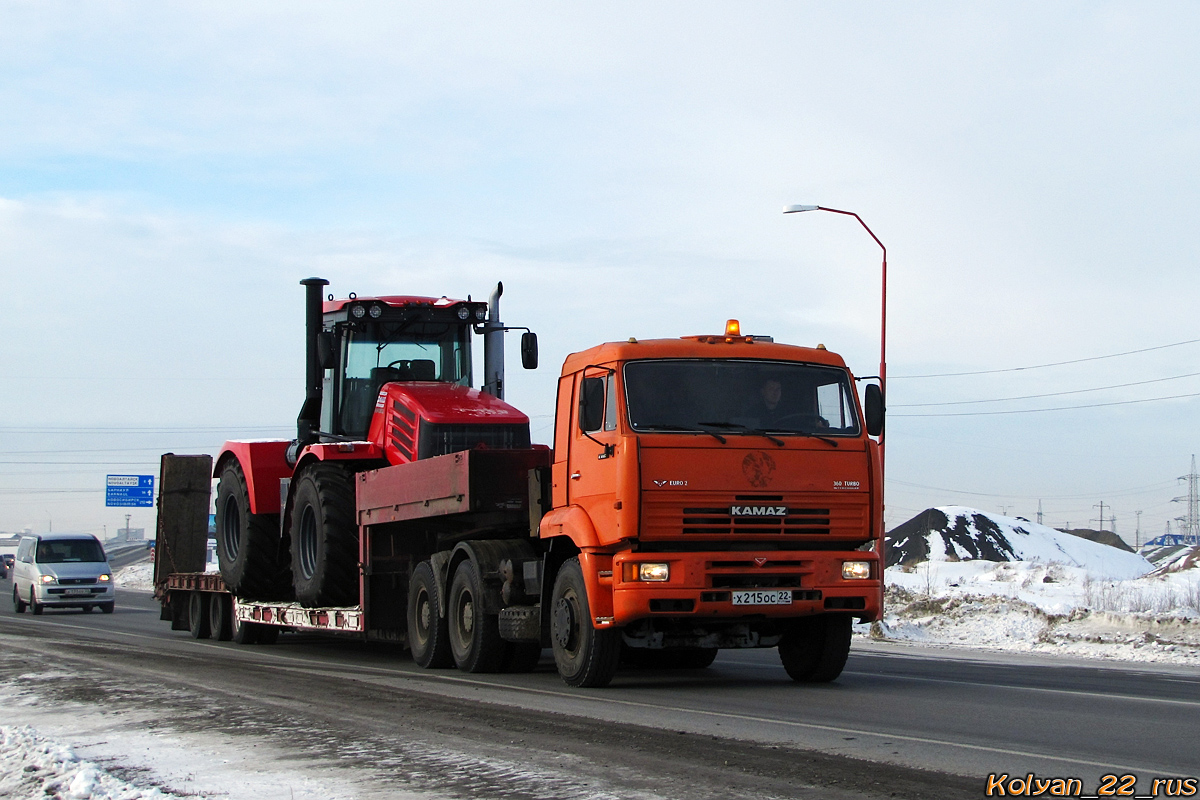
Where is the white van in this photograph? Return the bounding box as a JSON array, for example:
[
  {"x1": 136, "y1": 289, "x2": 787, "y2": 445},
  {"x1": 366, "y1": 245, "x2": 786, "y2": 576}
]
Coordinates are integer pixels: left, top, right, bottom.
[{"x1": 12, "y1": 533, "x2": 115, "y2": 614}]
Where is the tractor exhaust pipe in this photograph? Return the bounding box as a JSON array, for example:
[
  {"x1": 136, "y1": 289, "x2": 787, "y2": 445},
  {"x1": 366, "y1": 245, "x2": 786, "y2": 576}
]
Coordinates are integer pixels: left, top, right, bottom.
[
  {"x1": 297, "y1": 277, "x2": 330, "y2": 448},
  {"x1": 482, "y1": 282, "x2": 504, "y2": 398}
]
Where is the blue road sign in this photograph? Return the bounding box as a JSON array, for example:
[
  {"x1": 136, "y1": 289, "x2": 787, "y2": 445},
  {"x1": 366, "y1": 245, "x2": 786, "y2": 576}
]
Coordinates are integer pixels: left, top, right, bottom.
[{"x1": 106, "y1": 474, "x2": 155, "y2": 507}]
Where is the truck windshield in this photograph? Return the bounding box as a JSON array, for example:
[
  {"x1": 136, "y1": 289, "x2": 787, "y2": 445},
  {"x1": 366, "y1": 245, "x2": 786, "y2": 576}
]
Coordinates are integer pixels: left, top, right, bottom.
[
  {"x1": 36, "y1": 539, "x2": 106, "y2": 563},
  {"x1": 623, "y1": 359, "x2": 861, "y2": 437}
]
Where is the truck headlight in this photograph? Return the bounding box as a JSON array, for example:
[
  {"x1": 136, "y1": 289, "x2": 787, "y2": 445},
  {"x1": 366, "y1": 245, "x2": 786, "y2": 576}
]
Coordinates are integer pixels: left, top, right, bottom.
[
  {"x1": 841, "y1": 561, "x2": 872, "y2": 580},
  {"x1": 40, "y1": 574, "x2": 56, "y2": 584},
  {"x1": 637, "y1": 563, "x2": 670, "y2": 582}
]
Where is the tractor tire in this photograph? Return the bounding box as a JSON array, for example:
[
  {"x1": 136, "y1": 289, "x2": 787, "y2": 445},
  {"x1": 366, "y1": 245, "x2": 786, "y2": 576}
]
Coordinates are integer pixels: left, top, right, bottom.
[
  {"x1": 779, "y1": 614, "x2": 853, "y2": 683},
  {"x1": 209, "y1": 593, "x2": 233, "y2": 641},
  {"x1": 407, "y1": 561, "x2": 453, "y2": 669},
  {"x1": 13, "y1": 585, "x2": 26, "y2": 614},
  {"x1": 188, "y1": 592, "x2": 211, "y2": 639},
  {"x1": 289, "y1": 463, "x2": 358, "y2": 608},
  {"x1": 550, "y1": 558, "x2": 620, "y2": 688},
  {"x1": 447, "y1": 559, "x2": 508, "y2": 673},
  {"x1": 216, "y1": 460, "x2": 289, "y2": 600}
]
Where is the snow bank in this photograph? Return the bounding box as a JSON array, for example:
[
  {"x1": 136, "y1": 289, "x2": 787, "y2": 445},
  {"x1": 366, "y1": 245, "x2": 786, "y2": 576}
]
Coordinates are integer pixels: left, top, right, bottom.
[
  {"x1": 113, "y1": 563, "x2": 154, "y2": 591},
  {"x1": 0, "y1": 726, "x2": 183, "y2": 800}
]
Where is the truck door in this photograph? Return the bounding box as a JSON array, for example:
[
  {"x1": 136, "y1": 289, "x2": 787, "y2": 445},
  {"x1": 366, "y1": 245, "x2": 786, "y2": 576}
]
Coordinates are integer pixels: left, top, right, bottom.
[{"x1": 568, "y1": 368, "x2": 620, "y2": 540}]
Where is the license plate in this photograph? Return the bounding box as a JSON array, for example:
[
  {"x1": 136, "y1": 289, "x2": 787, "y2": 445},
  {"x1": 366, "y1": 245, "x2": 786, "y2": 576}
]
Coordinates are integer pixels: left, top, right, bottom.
[
  {"x1": 731, "y1": 590, "x2": 793, "y2": 605},
  {"x1": 63, "y1": 588, "x2": 91, "y2": 596}
]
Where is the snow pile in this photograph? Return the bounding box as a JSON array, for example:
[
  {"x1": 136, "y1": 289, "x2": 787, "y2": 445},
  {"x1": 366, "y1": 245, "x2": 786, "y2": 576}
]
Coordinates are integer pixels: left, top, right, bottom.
[
  {"x1": 113, "y1": 563, "x2": 154, "y2": 590},
  {"x1": 0, "y1": 726, "x2": 184, "y2": 800},
  {"x1": 885, "y1": 506, "x2": 1152, "y2": 580},
  {"x1": 1147, "y1": 544, "x2": 1200, "y2": 576}
]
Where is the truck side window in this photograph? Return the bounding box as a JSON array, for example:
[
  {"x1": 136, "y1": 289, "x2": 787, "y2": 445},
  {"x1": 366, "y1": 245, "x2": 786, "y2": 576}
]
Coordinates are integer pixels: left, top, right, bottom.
[
  {"x1": 603, "y1": 375, "x2": 617, "y2": 432},
  {"x1": 579, "y1": 376, "x2": 605, "y2": 433}
]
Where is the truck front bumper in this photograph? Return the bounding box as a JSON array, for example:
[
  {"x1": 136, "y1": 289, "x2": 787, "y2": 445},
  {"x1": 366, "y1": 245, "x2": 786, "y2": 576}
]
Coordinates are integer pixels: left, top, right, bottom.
[{"x1": 608, "y1": 549, "x2": 882, "y2": 627}]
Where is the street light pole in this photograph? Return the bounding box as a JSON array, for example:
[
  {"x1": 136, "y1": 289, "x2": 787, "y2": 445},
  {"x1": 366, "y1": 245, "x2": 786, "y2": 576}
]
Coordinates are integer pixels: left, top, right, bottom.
[{"x1": 782, "y1": 204, "x2": 887, "y2": 467}]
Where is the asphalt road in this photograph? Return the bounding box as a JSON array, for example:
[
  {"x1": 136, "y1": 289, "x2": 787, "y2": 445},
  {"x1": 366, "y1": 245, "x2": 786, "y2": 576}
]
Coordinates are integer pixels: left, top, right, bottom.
[{"x1": 1, "y1": 576, "x2": 1197, "y2": 799}]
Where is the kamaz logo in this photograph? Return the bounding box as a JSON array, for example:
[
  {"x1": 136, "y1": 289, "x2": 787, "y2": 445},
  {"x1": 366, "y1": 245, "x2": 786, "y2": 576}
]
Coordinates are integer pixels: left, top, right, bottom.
[{"x1": 729, "y1": 505, "x2": 788, "y2": 517}]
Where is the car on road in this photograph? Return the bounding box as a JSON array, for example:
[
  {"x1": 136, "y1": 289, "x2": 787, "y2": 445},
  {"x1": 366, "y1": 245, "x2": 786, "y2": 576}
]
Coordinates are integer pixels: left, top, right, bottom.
[
  {"x1": 11, "y1": 533, "x2": 114, "y2": 614},
  {"x1": 0, "y1": 553, "x2": 14, "y2": 579}
]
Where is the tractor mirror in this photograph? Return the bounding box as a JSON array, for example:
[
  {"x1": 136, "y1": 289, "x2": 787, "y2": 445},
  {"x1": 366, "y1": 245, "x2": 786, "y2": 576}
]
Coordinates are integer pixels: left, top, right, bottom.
[
  {"x1": 317, "y1": 332, "x2": 336, "y2": 370},
  {"x1": 521, "y1": 331, "x2": 538, "y2": 370},
  {"x1": 865, "y1": 383, "x2": 884, "y2": 437},
  {"x1": 579, "y1": 376, "x2": 605, "y2": 433}
]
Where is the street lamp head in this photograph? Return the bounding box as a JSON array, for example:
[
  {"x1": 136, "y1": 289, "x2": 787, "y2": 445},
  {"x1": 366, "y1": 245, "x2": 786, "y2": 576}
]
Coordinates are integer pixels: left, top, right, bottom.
[{"x1": 783, "y1": 204, "x2": 819, "y2": 214}]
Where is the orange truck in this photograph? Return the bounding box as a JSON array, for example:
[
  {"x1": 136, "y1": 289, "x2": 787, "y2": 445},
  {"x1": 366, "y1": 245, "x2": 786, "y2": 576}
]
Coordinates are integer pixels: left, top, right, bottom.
[{"x1": 156, "y1": 279, "x2": 885, "y2": 688}]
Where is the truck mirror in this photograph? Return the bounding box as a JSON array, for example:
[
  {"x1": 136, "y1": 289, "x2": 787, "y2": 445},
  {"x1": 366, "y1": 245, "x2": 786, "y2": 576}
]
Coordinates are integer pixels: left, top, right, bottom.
[
  {"x1": 579, "y1": 377, "x2": 605, "y2": 433},
  {"x1": 521, "y1": 331, "x2": 538, "y2": 370},
  {"x1": 317, "y1": 331, "x2": 335, "y2": 370},
  {"x1": 864, "y1": 383, "x2": 884, "y2": 437}
]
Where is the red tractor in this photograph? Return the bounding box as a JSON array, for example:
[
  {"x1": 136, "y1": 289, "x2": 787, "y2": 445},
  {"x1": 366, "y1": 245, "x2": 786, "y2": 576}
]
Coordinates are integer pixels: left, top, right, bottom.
[{"x1": 214, "y1": 278, "x2": 538, "y2": 609}]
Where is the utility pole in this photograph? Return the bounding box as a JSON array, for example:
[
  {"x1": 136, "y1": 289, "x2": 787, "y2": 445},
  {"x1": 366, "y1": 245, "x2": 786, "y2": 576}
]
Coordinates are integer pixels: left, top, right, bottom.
[
  {"x1": 1135, "y1": 510, "x2": 1142, "y2": 549},
  {"x1": 1093, "y1": 501, "x2": 1108, "y2": 532},
  {"x1": 1037, "y1": 500, "x2": 1044, "y2": 526}
]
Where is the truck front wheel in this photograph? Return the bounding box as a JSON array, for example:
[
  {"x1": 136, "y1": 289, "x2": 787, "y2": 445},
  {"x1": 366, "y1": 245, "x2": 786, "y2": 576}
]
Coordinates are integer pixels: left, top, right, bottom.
[
  {"x1": 290, "y1": 463, "x2": 358, "y2": 608},
  {"x1": 447, "y1": 560, "x2": 508, "y2": 673},
  {"x1": 550, "y1": 558, "x2": 620, "y2": 688},
  {"x1": 216, "y1": 460, "x2": 288, "y2": 599},
  {"x1": 407, "y1": 561, "x2": 453, "y2": 668},
  {"x1": 778, "y1": 614, "x2": 853, "y2": 682}
]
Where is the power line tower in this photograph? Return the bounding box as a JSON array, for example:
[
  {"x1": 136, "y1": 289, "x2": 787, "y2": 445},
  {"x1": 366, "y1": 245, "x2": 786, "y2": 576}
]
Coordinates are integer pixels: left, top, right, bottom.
[
  {"x1": 1037, "y1": 499, "x2": 1044, "y2": 526},
  {"x1": 1092, "y1": 501, "x2": 1109, "y2": 532},
  {"x1": 1171, "y1": 454, "x2": 1200, "y2": 545}
]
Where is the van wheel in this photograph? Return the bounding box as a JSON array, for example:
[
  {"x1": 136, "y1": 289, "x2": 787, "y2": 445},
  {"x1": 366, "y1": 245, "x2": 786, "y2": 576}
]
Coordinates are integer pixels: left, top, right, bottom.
[
  {"x1": 99, "y1": 602, "x2": 114, "y2": 614},
  {"x1": 13, "y1": 585, "x2": 26, "y2": 613},
  {"x1": 407, "y1": 561, "x2": 453, "y2": 668},
  {"x1": 216, "y1": 460, "x2": 289, "y2": 600},
  {"x1": 82, "y1": 604, "x2": 95, "y2": 613},
  {"x1": 30, "y1": 586, "x2": 44, "y2": 615},
  {"x1": 779, "y1": 615, "x2": 853, "y2": 682},
  {"x1": 290, "y1": 463, "x2": 358, "y2": 608},
  {"x1": 550, "y1": 558, "x2": 620, "y2": 688},
  {"x1": 448, "y1": 559, "x2": 507, "y2": 673},
  {"x1": 209, "y1": 593, "x2": 233, "y2": 641},
  {"x1": 188, "y1": 592, "x2": 211, "y2": 639}
]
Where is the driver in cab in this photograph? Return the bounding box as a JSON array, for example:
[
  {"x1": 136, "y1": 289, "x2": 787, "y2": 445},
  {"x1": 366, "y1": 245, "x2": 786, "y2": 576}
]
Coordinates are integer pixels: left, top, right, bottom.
[{"x1": 748, "y1": 378, "x2": 828, "y2": 431}]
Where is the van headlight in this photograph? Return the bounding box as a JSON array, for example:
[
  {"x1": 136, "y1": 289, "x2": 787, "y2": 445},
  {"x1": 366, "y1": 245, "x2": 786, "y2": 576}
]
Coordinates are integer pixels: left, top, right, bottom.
[
  {"x1": 39, "y1": 574, "x2": 57, "y2": 584},
  {"x1": 841, "y1": 561, "x2": 872, "y2": 580},
  {"x1": 97, "y1": 574, "x2": 111, "y2": 582}
]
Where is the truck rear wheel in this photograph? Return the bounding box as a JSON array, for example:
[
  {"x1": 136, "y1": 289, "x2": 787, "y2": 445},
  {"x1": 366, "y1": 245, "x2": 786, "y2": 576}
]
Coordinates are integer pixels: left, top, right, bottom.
[
  {"x1": 447, "y1": 559, "x2": 508, "y2": 673},
  {"x1": 188, "y1": 592, "x2": 211, "y2": 639},
  {"x1": 550, "y1": 558, "x2": 620, "y2": 688},
  {"x1": 290, "y1": 463, "x2": 358, "y2": 608},
  {"x1": 407, "y1": 561, "x2": 452, "y2": 668},
  {"x1": 231, "y1": 610, "x2": 259, "y2": 644},
  {"x1": 209, "y1": 593, "x2": 233, "y2": 641},
  {"x1": 216, "y1": 460, "x2": 289, "y2": 599},
  {"x1": 778, "y1": 614, "x2": 853, "y2": 682}
]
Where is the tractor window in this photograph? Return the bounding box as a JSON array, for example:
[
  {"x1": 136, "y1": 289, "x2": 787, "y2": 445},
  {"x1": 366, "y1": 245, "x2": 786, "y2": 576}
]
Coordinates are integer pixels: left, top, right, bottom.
[{"x1": 623, "y1": 359, "x2": 861, "y2": 437}]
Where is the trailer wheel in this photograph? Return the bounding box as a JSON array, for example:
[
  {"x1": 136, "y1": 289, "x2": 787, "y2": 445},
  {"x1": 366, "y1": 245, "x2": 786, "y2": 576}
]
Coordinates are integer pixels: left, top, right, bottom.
[
  {"x1": 407, "y1": 561, "x2": 453, "y2": 669},
  {"x1": 13, "y1": 585, "x2": 26, "y2": 614},
  {"x1": 447, "y1": 560, "x2": 508, "y2": 673},
  {"x1": 188, "y1": 592, "x2": 211, "y2": 639},
  {"x1": 209, "y1": 593, "x2": 233, "y2": 641},
  {"x1": 550, "y1": 558, "x2": 620, "y2": 688},
  {"x1": 778, "y1": 614, "x2": 853, "y2": 683},
  {"x1": 216, "y1": 460, "x2": 289, "y2": 599},
  {"x1": 290, "y1": 463, "x2": 358, "y2": 608},
  {"x1": 230, "y1": 610, "x2": 259, "y2": 644}
]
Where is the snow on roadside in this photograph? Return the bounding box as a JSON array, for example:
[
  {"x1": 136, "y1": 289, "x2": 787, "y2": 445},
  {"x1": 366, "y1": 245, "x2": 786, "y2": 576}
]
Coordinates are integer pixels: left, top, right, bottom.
[
  {"x1": 0, "y1": 725, "x2": 183, "y2": 800},
  {"x1": 113, "y1": 563, "x2": 154, "y2": 590}
]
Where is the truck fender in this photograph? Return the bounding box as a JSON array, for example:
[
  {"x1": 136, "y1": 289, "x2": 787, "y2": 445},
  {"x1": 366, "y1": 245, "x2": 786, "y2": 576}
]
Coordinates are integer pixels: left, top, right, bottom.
[
  {"x1": 429, "y1": 550, "x2": 453, "y2": 622},
  {"x1": 537, "y1": 505, "x2": 600, "y2": 549},
  {"x1": 447, "y1": 540, "x2": 540, "y2": 616}
]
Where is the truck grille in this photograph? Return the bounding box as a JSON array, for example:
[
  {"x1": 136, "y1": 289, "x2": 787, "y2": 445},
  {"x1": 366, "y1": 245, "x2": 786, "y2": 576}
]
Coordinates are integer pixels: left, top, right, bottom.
[{"x1": 642, "y1": 493, "x2": 868, "y2": 540}]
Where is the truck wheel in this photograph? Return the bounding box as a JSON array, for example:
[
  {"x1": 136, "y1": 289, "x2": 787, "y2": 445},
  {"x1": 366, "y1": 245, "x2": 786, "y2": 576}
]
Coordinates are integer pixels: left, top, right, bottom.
[
  {"x1": 779, "y1": 614, "x2": 853, "y2": 683},
  {"x1": 407, "y1": 561, "x2": 453, "y2": 668},
  {"x1": 447, "y1": 559, "x2": 507, "y2": 673},
  {"x1": 30, "y1": 586, "x2": 44, "y2": 616},
  {"x1": 503, "y1": 643, "x2": 543, "y2": 673},
  {"x1": 550, "y1": 558, "x2": 620, "y2": 688},
  {"x1": 188, "y1": 592, "x2": 211, "y2": 639},
  {"x1": 230, "y1": 611, "x2": 259, "y2": 644},
  {"x1": 13, "y1": 585, "x2": 26, "y2": 613},
  {"x1": 209, "y1": 593, "x2": 233, "y2": 641},
  {"x1": 290, "y1": 463, "x2": 358, "y2": 608},
  {"x1": 216, "y1": 460, "x2": 289, "y2": 599}
]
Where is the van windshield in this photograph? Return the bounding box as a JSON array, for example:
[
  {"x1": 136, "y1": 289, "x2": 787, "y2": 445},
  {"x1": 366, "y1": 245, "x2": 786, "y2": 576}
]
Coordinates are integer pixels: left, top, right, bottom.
[{"x1": 36, "y1": 539, "x2": 106, "y2": 563}]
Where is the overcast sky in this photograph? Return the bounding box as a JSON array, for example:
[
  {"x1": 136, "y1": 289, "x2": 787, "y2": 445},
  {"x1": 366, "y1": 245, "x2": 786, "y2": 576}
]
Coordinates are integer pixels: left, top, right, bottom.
[{"x1": 3, "y1": 2, "x2": 1199, "y2": 541}]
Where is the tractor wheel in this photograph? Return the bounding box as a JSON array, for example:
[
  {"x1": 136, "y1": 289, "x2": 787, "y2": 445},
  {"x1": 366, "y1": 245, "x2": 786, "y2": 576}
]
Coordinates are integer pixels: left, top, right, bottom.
[
  {"x1": 209, "y1": 593, "x2": 233, "y2": 641},
  {"x1": 290, "y1": 463, "x2": 358, "y2": 608},
  {"x1": 216, "y1": 460, "x2": 289, "y2": 599},
  {"x1": 13, "y1": 585, "x2": 26, "y2": 614},
  {"x1": 407, "y1": 561, "x2": 453, "y2": 669},
  {"x1": 550, "y1": 558, "x2": 620, "y2": 688},
  {"x1": 447, "y1": 559, "x2": 508, "y2": 673},
  {"x1": 778, "y1": 614, "x2": 853, "y2": 683},
  {"x1": 188, "y1": 592, "x2": 211, "y2": 639}
]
